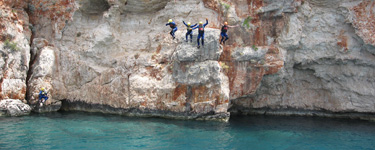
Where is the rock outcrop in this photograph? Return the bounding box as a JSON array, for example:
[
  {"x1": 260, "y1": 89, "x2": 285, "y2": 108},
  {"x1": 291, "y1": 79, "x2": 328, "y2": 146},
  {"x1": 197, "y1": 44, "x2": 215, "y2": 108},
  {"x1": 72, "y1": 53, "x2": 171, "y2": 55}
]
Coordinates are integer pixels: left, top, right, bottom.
[
  {"x1": 231, "y1": 0, "x2": 375, "y2": 118},
  {"x1": 0, "y1": 0, "x2": 31, "y2": 102},
  {"x1": 0, "y1": 99, "x2": 31, "y2": 116},
  {"x1": 0, "y1": 0, "x2": 374, "y2": 121},
  {"x1": 26, "y1": 38, "x2": 61, "y2": 112}
]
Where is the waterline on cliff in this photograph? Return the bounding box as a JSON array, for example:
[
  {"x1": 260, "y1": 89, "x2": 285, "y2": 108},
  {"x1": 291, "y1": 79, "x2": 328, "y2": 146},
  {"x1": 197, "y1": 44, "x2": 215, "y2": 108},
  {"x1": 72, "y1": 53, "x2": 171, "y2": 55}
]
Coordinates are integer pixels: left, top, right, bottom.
[{"x1": 59, "y1": 100, "x2": 230, "y2": 122}]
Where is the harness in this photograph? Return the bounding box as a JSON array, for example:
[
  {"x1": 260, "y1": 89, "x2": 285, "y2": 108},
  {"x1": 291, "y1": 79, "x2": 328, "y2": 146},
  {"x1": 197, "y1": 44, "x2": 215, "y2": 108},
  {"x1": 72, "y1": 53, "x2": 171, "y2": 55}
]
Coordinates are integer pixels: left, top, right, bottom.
[
  {"x1": 169, "y1": 23, "x2": 176, "y2": 29},
  {"x1": 198, "y1": 25, "x2": 204, "y2": 34},
  {"x1": 222, "y1": 25, "x2": 228, "y2": 33}
]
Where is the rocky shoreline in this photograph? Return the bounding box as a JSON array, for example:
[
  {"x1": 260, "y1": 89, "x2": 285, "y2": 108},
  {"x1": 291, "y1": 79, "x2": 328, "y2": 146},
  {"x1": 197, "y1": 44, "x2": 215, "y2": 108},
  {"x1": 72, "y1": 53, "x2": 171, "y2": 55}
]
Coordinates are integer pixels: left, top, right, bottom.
[
  {"x1": 60, "y1": 100, "x2": 230, "y2": 122},
  {"x1": 2, "y1": 98, "x2": 375, "y2": 123},
  {"x1": 1, "y1": 0, "x2": 374, "y2": 121},
  {"x1": 230, "y1": 108, "x2": 375, "y2": 122}
]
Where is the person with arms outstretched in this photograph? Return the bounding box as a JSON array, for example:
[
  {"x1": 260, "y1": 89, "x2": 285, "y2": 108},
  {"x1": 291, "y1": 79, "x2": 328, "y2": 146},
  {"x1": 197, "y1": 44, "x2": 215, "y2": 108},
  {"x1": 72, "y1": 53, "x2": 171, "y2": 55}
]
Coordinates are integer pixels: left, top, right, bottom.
[
  {"x1": 192, "y1": 18, "x2": 208, "y2": 48},
  {"x1": 220, "y1": 21, "x2": 239, "y2": 45},
  {"x1": 183, "y1": 21, "x2": 197, "y2": 42},
  {"x1": 166, "y1": 19, "x2": 178, "y2": 39}
]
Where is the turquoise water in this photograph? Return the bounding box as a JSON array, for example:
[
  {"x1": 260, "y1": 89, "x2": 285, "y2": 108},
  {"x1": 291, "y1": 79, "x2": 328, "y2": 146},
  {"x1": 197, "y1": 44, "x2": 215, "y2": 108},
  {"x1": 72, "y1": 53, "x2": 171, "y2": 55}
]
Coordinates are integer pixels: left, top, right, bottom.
[{"x1": 1, "y1": 112, "x2": 375, "y2": 150}]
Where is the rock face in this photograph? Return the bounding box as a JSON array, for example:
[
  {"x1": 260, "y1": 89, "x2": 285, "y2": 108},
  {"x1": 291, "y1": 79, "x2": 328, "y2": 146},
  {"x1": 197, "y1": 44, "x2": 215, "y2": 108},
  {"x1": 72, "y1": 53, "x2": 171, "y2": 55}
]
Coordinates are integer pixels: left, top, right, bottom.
[
  {"x1": 0, "y1": 0, "x2": 31, "y2": 101},
  {"x1": 0, "y1": 99, "x2": 31, "y2": 116},
  {"x1": 231, "y1": 0, "x2": 375, "y2": 117},
  {"x1": 27, "y1": 38, "x2": 61, "y2": 111},
  {"x1": 0, "y1": 0, "x2": 374, "y2": 121}
]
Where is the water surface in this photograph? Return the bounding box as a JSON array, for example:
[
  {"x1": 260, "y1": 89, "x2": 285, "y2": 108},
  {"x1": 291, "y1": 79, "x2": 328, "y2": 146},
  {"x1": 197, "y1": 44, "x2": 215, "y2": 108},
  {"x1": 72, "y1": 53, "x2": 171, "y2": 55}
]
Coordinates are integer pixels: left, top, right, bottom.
[{"x1": 0, "y1": 112, "x2": 374, "y2": 150}]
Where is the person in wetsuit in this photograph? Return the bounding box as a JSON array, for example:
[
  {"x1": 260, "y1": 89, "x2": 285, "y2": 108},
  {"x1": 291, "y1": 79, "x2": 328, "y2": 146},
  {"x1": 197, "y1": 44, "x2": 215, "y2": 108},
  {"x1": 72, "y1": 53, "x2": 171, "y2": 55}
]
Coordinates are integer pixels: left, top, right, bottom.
[
  {"x1": 38, "y1": 87, "x2": 48, "y2": 107},
  {"x1": 220, "y1": 21, "x2": 239, "y2": 45},
  {"x1": 192, "y1": 18, "x2": 208, "y2": 48},
  {"x1": 183, "y1": 21, "x2": 197, "y2": 42},
  {"x1": 166, "y1": 19, "x2": 178, "y2": 39}
]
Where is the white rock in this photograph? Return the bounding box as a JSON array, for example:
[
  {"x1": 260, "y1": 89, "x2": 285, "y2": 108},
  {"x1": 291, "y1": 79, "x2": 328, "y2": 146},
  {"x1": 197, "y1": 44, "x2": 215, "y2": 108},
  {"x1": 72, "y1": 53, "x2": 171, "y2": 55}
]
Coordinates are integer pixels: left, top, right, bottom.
[{"x1": 0, "y1": 99, "x2": 31, "y2": 116}]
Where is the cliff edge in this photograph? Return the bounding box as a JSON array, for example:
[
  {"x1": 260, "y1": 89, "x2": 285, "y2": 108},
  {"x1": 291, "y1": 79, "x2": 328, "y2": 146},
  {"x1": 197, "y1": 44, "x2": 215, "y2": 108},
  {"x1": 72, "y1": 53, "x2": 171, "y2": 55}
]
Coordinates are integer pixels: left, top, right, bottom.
[{"x1": 0, "y1": 0, "x2": 374, "y2": 121}]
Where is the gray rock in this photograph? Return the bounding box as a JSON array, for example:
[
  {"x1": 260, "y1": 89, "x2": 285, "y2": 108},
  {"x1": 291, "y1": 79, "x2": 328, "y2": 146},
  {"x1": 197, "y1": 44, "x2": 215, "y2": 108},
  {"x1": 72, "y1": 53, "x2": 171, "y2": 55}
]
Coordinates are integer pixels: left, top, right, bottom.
[
  {"x1": 235, "y1": 0, "x2": 375, "y2": 116},
  {"x1": 33, "y1": 101, "x2": 62, "y2": 113},
  {"x1": 0, "y1": 8, "x2": 31, "y2": 100},
  {"x1": 231, "y1": 46, "x2": 268, "y2": 61},
  {"x1": 258, "y1": 0, "x2": 301, "y2": 16},
  {"x1": 173, "y1": 61, "x2": 222, "y2": 85},
  {"x1": 122, "y1": 0, "x2": 169, "y2": 13},
  {"x1": 176, "y1": 29, "x2": 222, "y2": 62},
  {"x1": 0, "y1": 99, "x2": 31, "y2": 116},
  {"x1": 27, "y1": 43, "x2": 57, "y2": 108}
]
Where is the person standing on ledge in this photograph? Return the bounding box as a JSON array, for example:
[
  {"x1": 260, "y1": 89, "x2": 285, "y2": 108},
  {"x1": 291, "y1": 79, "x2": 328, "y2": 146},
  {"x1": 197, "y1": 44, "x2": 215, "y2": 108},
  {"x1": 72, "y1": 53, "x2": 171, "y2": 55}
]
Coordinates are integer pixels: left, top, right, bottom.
[
  {"x1": 39, "y1": 87, "x2": 48, "y2": 107},
  {"x1": 182, "y1": 21, "x2": 197, "y2": 42},
  {"x1": 192, "y1": 18, "x2": 208, "y2": 49},
  {"x1": 166, "y1": 19, "x2": 178, "y2": 39},
  {"x1": 220, "y1": 21, "x2": 239, "y2": 45}
]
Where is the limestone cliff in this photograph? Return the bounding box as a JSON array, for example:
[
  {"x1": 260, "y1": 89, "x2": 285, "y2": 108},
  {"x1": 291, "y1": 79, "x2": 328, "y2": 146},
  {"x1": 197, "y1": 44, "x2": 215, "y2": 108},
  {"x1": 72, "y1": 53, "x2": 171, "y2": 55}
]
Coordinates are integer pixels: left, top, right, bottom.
[{"x1": 0, "y1": 0, "x2": 374, "y2": 121}]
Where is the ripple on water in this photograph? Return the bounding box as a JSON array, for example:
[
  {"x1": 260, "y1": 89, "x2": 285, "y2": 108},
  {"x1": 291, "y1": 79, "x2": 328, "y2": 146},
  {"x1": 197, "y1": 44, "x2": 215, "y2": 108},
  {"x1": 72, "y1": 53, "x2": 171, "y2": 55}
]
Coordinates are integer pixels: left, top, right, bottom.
[{"x1": 0, "y1": 113, "x2": 375, "y2": 150}]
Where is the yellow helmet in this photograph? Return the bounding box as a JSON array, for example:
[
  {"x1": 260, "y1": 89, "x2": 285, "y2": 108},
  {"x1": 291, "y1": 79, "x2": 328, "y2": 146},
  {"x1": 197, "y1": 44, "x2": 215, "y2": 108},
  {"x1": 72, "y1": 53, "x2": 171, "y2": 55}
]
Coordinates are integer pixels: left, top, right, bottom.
[
  {"x1": 41, "y1": 87, "x2": 45, "y2": 91},
  {"x1": 224, "y1": 22, "x2": 228, "y2": 25},
  {"x1": 187, "y1": 22, "x2": 191, "y2": 26},
  {"x1": 199, "y1": 21, "x2": 203, "y2": 24},
  {"x1": 168, "y1": 19, "x2": 173, "y2": 23}
]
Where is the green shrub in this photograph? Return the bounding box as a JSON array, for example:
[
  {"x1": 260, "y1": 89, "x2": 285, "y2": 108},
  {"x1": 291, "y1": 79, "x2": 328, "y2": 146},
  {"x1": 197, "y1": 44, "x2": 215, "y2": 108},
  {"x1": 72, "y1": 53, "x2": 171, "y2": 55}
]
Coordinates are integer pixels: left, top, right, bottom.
[
  {"x1": 220, "y1": 1, "x2": 231, "y2": 11},
  {"x1": 224, "y1": 3, "x2": 230, "y2": 10},
  {"x1": 4, "y1": 39, "x2": 19, "y2": 51},
  {"x1": 252, "y1": 45, "x2": 258, "y2": 51},
  {"x1": 243, "y1": 16, "x2": 252, "y2": 28}
]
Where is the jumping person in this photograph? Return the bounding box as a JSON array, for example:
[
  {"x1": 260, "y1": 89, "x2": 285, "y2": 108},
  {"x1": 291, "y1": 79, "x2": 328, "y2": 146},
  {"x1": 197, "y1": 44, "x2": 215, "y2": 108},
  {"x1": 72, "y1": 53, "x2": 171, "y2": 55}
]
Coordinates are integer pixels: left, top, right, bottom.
[
  {"x1": 220, "y1": 21, "x2": 239, "y2": 45},
  {"x1": 192, "y1": 18, "x2": 208, "y2": 49},
  {"x1": 182, "y1": 21, "x2": 197, "y2": 42},
  {"x1": 39, "y1": 87, "x2": 48, "y2": 107},
  {"x1": 166, "y1": 19, "x2": 178, "y2": 39}
]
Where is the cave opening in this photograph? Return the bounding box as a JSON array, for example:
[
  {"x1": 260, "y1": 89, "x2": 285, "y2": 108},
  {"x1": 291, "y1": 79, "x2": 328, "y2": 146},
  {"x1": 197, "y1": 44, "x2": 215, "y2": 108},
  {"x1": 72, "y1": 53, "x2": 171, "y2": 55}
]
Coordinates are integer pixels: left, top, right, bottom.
[{"x1": 78, "y1": 0, "x2": 111, "y2": 16}]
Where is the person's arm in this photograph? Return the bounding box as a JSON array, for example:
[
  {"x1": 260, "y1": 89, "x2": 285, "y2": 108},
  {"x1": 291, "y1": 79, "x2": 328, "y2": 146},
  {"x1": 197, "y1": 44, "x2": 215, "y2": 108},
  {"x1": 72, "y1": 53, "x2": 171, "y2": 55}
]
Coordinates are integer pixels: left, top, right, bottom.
[
  {"x1": 204, "y1": 19, "x2": 208, "y2": 27},
  {"x1": 191, "y1": 23, "x2": 198, "y2": 28},
  {"x1": 192, "y1": 25, "x2": 199, "y2": 30},
  {"x1": 228, "y1": 25, "x2": 239, "y2": 28},
  {"x1": 166, "y1": 23, "x2": 169, "y2": 26},
  {"x1": 183, "y1": 21, "x2": 187, "y2": 26}
]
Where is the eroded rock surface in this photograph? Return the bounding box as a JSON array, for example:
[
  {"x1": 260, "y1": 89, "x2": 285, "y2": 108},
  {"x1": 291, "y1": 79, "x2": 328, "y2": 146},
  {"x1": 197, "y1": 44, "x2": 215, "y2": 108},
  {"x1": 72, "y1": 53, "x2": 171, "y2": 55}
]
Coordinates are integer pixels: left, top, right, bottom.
[
  {"x1": 231, "y1": 0, "x2": 375, "y2": 117},
  {"x1": 0, "y1": 0, "x2": 374, "y2": 121},
  {"x1": 0, "y1": 0, "x2": 31, "y2": 101},
  {"x1": 0, "y1": 99, "x2": 31, "y2": 116}
]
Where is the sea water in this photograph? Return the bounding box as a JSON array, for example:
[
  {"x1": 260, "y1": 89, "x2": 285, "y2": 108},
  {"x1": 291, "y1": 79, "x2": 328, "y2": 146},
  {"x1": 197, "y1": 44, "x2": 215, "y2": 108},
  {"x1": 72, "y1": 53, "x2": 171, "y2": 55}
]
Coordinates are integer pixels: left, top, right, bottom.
[{"x1": 0, "y1": 112, "x2": 374, "y2": 150}]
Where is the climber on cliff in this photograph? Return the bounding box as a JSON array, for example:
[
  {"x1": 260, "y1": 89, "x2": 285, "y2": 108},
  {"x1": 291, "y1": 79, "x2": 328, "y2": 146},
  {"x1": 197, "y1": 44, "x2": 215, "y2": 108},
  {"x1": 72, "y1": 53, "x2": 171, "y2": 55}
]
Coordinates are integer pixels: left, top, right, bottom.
[
  {"x1": 39, "y1": 87, "x2": 48, "y2": 107},
  {"x1": 166, "y1": 19, "x2": 178, "y2": 39},
  {"x1": 220, "y1": 22, "x2": 239, "y2": 45},
  {"x1": 192, "y1": 18, "x2": 208, "y2": 49},
  {"x1": 182, "y1": 21, "x2": 198, "y2": 42}
]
